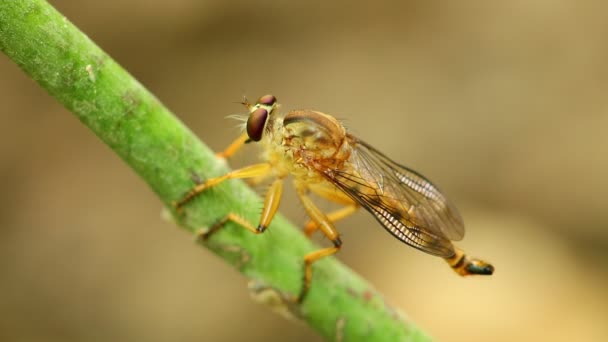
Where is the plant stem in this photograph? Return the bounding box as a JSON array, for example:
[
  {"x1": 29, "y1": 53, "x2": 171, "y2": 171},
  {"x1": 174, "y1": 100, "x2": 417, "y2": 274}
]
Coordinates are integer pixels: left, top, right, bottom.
[{"x1": 0, "y1": 1, "x2": 431, "y2": 341}]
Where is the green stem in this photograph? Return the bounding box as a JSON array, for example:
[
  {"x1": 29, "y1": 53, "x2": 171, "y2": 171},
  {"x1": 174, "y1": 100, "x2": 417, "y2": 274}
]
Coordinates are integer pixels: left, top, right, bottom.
[{"x1": 0, "y1": 1, "x2": 431, "y2": 341}]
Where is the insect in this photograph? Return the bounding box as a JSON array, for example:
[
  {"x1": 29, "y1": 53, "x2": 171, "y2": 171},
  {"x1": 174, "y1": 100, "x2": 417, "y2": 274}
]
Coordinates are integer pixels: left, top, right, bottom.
[{"x1": 176, "y1": 94, "x2": 494, "y2": 301}]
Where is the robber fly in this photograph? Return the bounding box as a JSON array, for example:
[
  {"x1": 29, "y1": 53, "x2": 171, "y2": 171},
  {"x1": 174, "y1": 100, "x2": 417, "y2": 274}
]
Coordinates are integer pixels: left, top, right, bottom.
[{"x1": 175, "y1": 95, "x2": 494, "y2": 301}]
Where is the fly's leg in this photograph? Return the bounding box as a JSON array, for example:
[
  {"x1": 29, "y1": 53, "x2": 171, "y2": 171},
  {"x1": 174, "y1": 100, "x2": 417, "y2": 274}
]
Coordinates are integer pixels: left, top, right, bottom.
[
  {"x1": 296, "y1": 184, "x2": 342, "y2": 302},
  {"x1": 304, "y1": 184, "x2": 359, "y2": 237},
  {"x1": 194, "y1": 178, "x2": 284, "y2": 241},
  {"x1": 198, "y1": 212, "x2": 260, "y2": 241},
  {"x1": 304, "y1": 205, "x2": 358, "y2": 237},
  {"x1": 308, "y1": 183, "x2": 355, "y2": 205},
  {"x1": 300, "y1": 244, "x2": 341, "y2": 302},
  {"x1": 257, "y1": 178, "x2": 284, "y2": 232},
  {"x1": 245, "y1": 173, "x2": 273, "y2": 188},
  {"x1": 216, "y1": 132, "x2": 249, "y2": 159},
  {"x1": 175, "y1": 163, "x2": 272, "y2": 209},
  {"x1": 207, "y1": 132, "x2": 269, "y2": 186},
  {"x1": 444, "y1": 246, "x2": 494, "y2": 276}
]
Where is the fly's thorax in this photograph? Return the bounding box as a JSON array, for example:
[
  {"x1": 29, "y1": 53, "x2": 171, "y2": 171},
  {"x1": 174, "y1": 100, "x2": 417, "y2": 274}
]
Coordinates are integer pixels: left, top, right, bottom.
[
  {"x1": 281, "y1": 110, "x2": 350, "y2": 163},
  {"x1": 256, "y1": 118, "x2": 294, "y2": 177}
]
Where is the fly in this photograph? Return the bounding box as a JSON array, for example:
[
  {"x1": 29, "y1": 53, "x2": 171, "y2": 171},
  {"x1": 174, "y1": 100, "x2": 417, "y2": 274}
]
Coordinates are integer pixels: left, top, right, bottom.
[{"x1": 175, "y1": 95, "x2": 494, "y2": 301}]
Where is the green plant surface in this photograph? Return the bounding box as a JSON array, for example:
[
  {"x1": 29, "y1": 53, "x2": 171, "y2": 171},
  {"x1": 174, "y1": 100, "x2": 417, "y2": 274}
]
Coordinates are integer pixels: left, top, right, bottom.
[{"x1": 0, "y1": 1, "x2": 431, "y2": 341}]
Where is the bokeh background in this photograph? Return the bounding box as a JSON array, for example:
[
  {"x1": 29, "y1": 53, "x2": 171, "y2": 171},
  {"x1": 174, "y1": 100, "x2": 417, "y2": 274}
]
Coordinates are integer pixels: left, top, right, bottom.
[{"x1": 1, "y1": 1, "x2": 607, "y2": 341}]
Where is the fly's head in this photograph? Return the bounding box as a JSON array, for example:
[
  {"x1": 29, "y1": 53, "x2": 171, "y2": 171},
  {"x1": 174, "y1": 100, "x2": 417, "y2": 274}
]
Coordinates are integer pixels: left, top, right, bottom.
[{"x1": 245, "y1": 94, "x2": 279, "y2": 142}]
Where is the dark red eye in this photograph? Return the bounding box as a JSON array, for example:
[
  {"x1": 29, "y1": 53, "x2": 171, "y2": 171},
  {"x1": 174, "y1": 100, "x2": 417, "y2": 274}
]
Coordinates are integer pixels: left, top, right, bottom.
[
  {"x1": 246, "y1": 108, "x2": 268, "y2": 141},
  {"x1": 257, "y1": 94, "x2": 276, "y2": 106}
]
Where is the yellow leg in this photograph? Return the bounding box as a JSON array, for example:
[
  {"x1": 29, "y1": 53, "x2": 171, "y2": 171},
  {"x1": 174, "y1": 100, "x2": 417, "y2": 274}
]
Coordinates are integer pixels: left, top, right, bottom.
[
  {"x1": 304, "y1": 205, "x2": 358, "y2": 237},
  {"x1": 198, "y1": 212, "x2": 260, "y2": 241},
  {"x1": 308, "y1": 183, "x2": 356, "y2": 205},
  {"x1": 245, "y1": 173, "x2": 272, "y2": 187},
  {"x1": 258, "y1": 179, "x2": 284, "y2": 232},
  {"x1": 444, "y1": 246, "x2": 494, "y2": 276},
  {"x1": 175, "y1": 163, "x2": 272, "y2": 209},
  {"x1": 192, "y1": 177, "x2": 284, "y2": 239},
  {"x1": 215, "y1": 132, "x2": 249, "y2": 159},
  {"x1": 296, "y1": 183, "x2": 343, "y2": 302},
  {"x1": 304, "y1": 182, "x2": 359, "y2": 236},
  {"x1": 297, "y1": 186, "x2": 340, "y2": 242},
  {"x1": 301, "y1": 245, "x2": 340, "y2": 301}
]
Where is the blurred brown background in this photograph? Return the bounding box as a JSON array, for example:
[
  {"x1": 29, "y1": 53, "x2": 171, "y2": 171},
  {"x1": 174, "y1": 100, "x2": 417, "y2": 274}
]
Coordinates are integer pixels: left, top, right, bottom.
[{"x1": 1, "y1": 1, "x2": 607, "y2": 341}]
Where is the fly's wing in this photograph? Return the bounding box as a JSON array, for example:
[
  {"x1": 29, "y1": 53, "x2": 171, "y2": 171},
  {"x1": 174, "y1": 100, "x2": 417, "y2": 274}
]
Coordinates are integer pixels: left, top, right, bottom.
[{"x1": 323, "y1": 135, "x2": 464, "y2": 257}]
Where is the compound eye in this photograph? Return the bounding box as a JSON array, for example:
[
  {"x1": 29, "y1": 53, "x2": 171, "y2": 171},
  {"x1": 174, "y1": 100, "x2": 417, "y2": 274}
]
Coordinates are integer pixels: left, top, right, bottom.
[
  {"x1": 246, "y1": 108, "x2": 268, "y2": 141},
  {"x1": 257, "y1": 94, "x2": 277, "y2": 106}
]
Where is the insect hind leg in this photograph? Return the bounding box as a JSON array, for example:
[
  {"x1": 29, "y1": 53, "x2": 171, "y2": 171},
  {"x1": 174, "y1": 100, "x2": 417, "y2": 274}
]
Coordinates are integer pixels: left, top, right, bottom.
[
  {"x1": 295, "y1": 183, "x2": 344, "y2": 302},
  {"x1": 304, "y1": 205, "x2": 358, "y2": 237},
  {"x1": 304, "y1": 183, "x2": 358, "y2": 237},
  {"x1": 445, "y1": 246, "x2": 494, "y2": 276},
  {"x1": 300, "y1": 241, "x2": 341, "y2": 302}
]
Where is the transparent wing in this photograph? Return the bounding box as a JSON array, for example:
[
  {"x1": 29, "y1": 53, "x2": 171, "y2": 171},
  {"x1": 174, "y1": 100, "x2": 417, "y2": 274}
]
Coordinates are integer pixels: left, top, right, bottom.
[{"x1": 323, "y1": 135, "x2": 464, "y2": 257}]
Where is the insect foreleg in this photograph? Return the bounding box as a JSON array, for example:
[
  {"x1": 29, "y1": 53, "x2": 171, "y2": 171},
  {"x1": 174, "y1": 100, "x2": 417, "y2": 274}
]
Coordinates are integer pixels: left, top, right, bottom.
[
  {"x1": 215, "y1": 132, "x2": 250, "y2": 159},
  {"x1": 175, "y1": 163, "x2": 272, "y2": 209}
]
